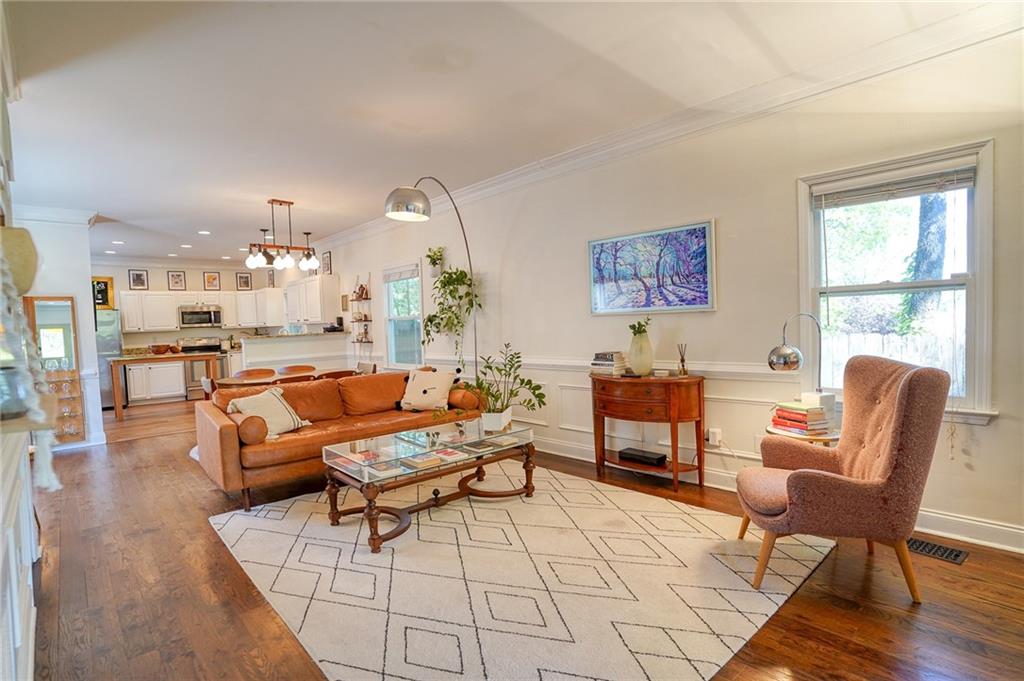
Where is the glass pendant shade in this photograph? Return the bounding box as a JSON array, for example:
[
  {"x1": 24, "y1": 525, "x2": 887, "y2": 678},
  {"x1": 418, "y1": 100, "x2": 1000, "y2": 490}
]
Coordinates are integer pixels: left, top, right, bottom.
[
  {"x1": 273, "y1": 253, "x2": 286, "y2": 270},
  {"x1": 245, "y1": 252, "x2": 258, "y2": 269},
  {"x1": 307, "y1": 253, "x2": 320, "y2": 270},
  {"x1": 255, "y1": 250, "x2": 268, "y2": 268},
  {"x1": 282, "y1": 250, "x2": 295, "y2": 269},
  {"x1": 384, "y1": 186, "x2": 431, "y2": 222}
]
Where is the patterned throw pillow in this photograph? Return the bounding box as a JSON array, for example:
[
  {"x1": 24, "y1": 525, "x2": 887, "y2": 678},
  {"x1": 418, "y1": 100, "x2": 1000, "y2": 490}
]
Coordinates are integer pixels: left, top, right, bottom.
[
  {"x1": 226, "y1": 387, "x2": 310, "y2": 439},
  {"x1": 400, "y1": 369, "x2": 456, "y2": 412}
]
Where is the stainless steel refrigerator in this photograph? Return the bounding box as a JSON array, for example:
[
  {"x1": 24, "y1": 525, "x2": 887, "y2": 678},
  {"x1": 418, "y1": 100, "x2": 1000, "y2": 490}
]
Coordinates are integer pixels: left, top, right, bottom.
[{"x1": 96, "y1": 309, "x2": 123, "y2": 409}]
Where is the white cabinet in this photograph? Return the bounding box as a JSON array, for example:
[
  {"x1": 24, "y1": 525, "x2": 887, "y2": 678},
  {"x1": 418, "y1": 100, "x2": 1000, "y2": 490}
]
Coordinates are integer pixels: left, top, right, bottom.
[
  {"x1": 285, "y1": 274, "x2": 339, "y2": 324},
  {"x1": 176, "y1": 292, "x2": 200, "y2": 307},
  {"x1": 236, "y1": 291, "x2": 258, "y2": 327},
  {"x1": 220, "y1": 291, "x2": 238, "y2": 328},
  {"x1": 126, "y1": 362, "x2": 186, "y2": 402},
  {"x1": 120, "y1": 291, "x2": 144, "y2": 332},
  {"x1": 255, "y1": 288, "x2": 285, "y2": 327},
  {"x1": 141, "y1": 292, "x2": 179, "y2": 331},
  {"x1": 227, "y1": 352, "x2": 243, "y2": 376},
  {"x1": 199, "y1": 291, "x2": 220, "y2": 305}
]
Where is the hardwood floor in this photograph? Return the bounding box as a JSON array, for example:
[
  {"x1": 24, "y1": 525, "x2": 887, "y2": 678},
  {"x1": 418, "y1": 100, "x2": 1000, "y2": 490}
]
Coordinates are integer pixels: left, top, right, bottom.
[
  {"x1": 102, "y1": 400, "x2": 198, "y2": 444},
  {"x1": 34, "y1": 423, "x2": 1024, "y2": 680}
]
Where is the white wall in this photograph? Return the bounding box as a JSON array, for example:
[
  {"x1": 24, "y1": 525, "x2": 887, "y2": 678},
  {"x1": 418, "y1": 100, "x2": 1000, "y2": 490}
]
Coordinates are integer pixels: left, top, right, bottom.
[
  {"x1": 14, "y1": 206, "x2": 105, "y2": 449},
  {"x1": 314, "y1": 38, "x2": 1024, "y2": 550}
]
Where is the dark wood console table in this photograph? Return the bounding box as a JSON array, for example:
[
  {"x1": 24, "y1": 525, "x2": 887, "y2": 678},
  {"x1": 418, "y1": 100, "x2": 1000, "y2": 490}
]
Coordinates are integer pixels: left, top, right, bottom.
[{"x1": 591, "y1": 374, "x2": 705, "y2": 491}]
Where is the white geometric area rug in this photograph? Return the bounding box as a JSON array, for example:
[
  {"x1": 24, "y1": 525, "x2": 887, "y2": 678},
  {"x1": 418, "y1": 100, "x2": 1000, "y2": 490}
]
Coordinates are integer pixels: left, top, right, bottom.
[{"x1": 210, "y1": 462, "x2": 833, "y2": 681}]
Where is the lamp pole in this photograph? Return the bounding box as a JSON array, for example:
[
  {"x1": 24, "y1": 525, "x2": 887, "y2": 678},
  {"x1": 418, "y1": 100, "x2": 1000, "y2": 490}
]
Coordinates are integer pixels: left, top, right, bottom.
[{"x1": 781, "y1": 312, "x2": 822, "y2": 392}]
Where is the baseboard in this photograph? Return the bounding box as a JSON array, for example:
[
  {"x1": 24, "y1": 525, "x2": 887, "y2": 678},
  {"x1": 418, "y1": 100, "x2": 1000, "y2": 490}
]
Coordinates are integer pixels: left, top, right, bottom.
[
  {"x1": 52, "y1": 433, "x2": 107, "y2": 452},
  {"x1": 533, "y1": 437, "x2": 1024, "y2": 554}
]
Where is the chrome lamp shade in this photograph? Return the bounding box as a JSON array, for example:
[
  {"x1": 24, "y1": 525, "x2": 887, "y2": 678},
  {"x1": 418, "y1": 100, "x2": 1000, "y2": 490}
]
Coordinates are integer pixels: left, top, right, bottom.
[
  {"x1": 384, "y1": 186, "x2": 431, "y2": 222},
  {"x1": 767, "y1": 343, "x2": 804, "y2": 371}
]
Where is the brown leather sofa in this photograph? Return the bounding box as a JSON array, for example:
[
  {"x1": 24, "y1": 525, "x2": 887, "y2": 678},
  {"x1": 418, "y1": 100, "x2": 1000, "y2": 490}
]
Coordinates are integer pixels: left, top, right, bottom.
[{"x1": 195, "y1": 373, "x2": 481, "y2": 510}]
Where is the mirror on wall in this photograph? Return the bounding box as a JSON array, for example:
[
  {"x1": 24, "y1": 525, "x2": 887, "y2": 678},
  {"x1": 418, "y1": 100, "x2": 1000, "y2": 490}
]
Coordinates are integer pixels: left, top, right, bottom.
[{"x1": 23, "y1": 296, "x2": 85, "y2": 443}]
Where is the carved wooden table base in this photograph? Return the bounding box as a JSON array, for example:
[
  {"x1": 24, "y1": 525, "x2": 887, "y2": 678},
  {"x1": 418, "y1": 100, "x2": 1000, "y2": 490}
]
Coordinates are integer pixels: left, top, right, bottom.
[{"x1": 325, "y1": 443, "x2": 536, "y2": 553}]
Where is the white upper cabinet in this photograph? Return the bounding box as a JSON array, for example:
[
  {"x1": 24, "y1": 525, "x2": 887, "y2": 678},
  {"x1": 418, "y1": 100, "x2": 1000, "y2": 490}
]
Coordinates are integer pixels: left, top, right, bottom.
[
  {"x1": 236, "y1": 291, "x2": 258, "y2": 327},
  {"x1": 220, "y1": 291, "x2": 238, "y2": 328},
  {"x1": 199, "y1": 292, "x2": 220, "y2": 305},
  {"x1": 285, "y1": 274, "x2": 339, "y2": 324},
  {"x1": 255, "y1": 288, "x2": 285, "y2": 327},
  {"x1": 176, "y1": 292, "x2": 201, "y2": 307},
  {"x1": 120, "y1": 292, "x2": 144, "y2": 332},
  {"x1": 141, "y1": 292, "x2": 179, "y2": 331}
]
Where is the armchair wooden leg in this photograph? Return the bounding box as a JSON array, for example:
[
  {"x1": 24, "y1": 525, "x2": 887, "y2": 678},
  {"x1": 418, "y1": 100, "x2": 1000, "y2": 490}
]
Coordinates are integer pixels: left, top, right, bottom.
[
  {"x1": 866, "y1": 539, "x2": 875, "y2": 555},
  {"x1": 751, "y1": 531, "x2": 777, "y2": 590},
  {"x1": 241, "y1": 488, "x2": 252, "y2": 512},
  {"x1": 893, "y1": 540, "x2": 922, "y2": 604},
  {"x1": 738, "y1": 514, "x2": 751, "y2": 540}
]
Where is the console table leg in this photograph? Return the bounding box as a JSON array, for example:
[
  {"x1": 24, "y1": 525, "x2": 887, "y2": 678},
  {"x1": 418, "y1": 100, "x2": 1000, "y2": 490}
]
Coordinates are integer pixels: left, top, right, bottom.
[
  {"x1": 326, "y1": 476, "x2": 341, "y2": 526},
  {"x1": 694, "y1": 419, "x2": 705, "y2": 487},
  {"x1": 363, "y1": 484, "x2": 382, "y2": 553},
  {"x1": 594, "y1": 414, "x2": 606, "y2": 478},
  {"x1": 670, "y1": 419, "x2": 680, "y2": 492},
  {"x1": 523, "y1": 444, "x2": 536, "y2": 497}
]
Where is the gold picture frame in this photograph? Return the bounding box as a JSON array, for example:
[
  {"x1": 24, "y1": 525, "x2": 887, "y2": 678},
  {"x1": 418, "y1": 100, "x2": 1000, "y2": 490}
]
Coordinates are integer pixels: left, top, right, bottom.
[{"x1": 92, "y1": 276, "x2": 115, "y2": 309}]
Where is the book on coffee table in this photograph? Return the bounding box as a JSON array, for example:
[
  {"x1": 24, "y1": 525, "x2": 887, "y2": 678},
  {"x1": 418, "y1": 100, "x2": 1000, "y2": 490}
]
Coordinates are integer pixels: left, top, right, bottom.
[
  {"x1": 367, "y1": 460, "x2": 404, "y2": 478},
  {"x1": 487, "y1": 435, "x2": 520, "y2": 447},
  {"x1": 462, "y1": 441, "x2": 496, "y2": 453},
  {"x1": 401, "y1": 453, "x2": 443, "y2": 470},
  {"x1": 436, "y1": 448, "x2": 467, "y2": 462}
]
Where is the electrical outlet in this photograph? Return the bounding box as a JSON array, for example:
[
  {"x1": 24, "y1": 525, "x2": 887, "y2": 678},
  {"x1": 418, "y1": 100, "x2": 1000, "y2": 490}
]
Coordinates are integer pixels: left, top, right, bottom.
[{"x1": 706, "y1": 428, "x2": 722, "y2": 446}]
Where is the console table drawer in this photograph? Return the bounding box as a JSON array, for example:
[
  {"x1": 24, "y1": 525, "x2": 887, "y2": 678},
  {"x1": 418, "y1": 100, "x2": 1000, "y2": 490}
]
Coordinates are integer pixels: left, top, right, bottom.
[
  {"x1": 594, "y1": 381, "x2": 667, "y2": 401},
  {"x1": 595, "y1": 398, "x2": 669, "y2": 421}
]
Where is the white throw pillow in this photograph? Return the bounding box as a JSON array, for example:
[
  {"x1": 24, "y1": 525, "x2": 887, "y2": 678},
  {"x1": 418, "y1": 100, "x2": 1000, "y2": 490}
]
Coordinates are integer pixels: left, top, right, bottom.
[
  {"x1": 400, "y1": 369, "x2": 456, "y2": 412},
  {"x1": 226, "y1": 387, "x2": 310, "y2": 439}
]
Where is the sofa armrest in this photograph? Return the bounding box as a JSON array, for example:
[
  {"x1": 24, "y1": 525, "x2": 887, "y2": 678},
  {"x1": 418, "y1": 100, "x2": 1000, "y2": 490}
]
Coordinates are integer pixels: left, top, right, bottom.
[
  {"x1": 195, "y1": 401, "x2": 244, "y2": 492},
  {"x1": 760, "y1": 434, "x2": 842, "y2": 474}
]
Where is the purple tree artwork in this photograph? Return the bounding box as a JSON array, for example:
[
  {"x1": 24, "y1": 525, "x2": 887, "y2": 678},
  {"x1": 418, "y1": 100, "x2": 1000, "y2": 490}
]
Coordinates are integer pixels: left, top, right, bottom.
[{"x1": 589, "y1": 221, "x2": 715, "y2": 314}]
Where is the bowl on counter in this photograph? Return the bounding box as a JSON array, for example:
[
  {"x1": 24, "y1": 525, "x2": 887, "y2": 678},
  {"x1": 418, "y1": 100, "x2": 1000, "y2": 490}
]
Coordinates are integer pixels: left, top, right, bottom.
[
  {"x1": 169, "y1": 346, "x2": 182, "y2": 353},
  {"x1": 149, "y1": 344, "x2": 171, "y2": 355}
]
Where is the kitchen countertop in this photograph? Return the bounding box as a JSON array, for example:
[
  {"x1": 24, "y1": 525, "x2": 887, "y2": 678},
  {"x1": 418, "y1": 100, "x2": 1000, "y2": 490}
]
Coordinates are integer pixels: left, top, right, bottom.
[
  {"x1": 242, "y1": 332, "x2": 347, "y2": 342},
  {"x1": 109, "y1": 352, "x2": 222, "y2": 362}
]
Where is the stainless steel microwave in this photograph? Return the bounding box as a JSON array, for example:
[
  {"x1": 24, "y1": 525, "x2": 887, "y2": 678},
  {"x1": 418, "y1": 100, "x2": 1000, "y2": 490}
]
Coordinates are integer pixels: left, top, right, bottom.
[{"x1": 178, "y1": 305, "x2": 222, "y2": 328}]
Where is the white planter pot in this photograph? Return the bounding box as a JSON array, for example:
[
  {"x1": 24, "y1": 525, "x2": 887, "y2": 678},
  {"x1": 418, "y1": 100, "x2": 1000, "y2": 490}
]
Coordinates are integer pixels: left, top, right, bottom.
[
  {"x1": 628, "y1": 332, "x2": 654, "y2": 376},
  {"x1": 429, "y1": 264, "x2": 443, "y2": 278},
  {"x1": 481, "y1": 408, "x2": 512, "y2": 432}
]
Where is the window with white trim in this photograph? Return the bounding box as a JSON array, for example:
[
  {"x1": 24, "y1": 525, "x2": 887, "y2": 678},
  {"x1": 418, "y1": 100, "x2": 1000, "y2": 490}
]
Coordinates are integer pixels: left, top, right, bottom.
[
  {"x1": 384, "y1": 264, "x2": 423, "y2": 367},
  {"x1": 800, "y1": 141, "x2": 993, "y2": 413}
]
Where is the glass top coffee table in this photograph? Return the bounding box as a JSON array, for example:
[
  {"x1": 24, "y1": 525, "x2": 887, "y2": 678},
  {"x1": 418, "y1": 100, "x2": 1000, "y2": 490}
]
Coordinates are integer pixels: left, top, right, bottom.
[{"x1": 323, "y1": 420, "x2": 535, "y2": 552}]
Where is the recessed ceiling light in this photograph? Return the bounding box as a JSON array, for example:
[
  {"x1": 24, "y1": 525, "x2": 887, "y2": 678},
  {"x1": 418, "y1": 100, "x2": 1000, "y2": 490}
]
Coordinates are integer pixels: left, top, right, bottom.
[
  {"x1": 180, "y1": 244, "x2": 192, "y2": 248},
  {"x1": 104, "y1": 250, "x2": 116, "y2": 254},
  {"x1": 220, "y1": 256, "x2": 231, "y2": 260},
  {"x1": 167, "y1": 253, "x2": 178, "y2": 257},
  {"x1": 198, "y1": 230, "x2": 211, "y2": 235},
  {"x1": 238, "y1": 247, "x2": 248, "y2": 252},
  {"x1": 111, "y1": 240, "x2": 125, "y2": 245}
]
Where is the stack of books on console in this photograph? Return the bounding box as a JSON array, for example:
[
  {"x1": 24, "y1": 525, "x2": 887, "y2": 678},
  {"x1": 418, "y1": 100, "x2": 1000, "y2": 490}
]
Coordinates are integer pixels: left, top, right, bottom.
[
  {"x1": 591, "y1": 351, "x2": 626, "y2": 376},
  {"x1": 771, "y1": 401, "x2": 833, "y2": 436}
]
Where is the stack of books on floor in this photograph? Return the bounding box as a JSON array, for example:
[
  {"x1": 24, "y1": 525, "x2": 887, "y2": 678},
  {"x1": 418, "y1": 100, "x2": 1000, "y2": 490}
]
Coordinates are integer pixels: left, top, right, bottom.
[
  {"x1": 591, "y1": 351, "x2": 626, "y2": 376},
  {"x1": 771, "y1": 401, "x2": 833, "y2": 436}
]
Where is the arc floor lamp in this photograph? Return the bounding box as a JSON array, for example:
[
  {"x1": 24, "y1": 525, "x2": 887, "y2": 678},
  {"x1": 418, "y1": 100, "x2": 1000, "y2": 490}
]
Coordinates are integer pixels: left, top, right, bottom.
[{"x1": 383, "y1": 177, "x2": 478, "y2": 376}]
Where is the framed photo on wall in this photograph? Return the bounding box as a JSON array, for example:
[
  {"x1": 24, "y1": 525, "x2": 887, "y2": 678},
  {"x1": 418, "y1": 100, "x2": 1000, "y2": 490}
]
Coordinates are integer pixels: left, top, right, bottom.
[
  {"x1": 235, "y1": 272, "x2": 252, "y2": 290},
  {"x1": 128, "y1": 269, "x2": 149, "y2": 290},
  {"x1": 167, "y1": 270, "x2": 186, "y2": 291},
  {"x1": 588, "y1": 220, "x2": 716, "y2": 315},
  {"x1": 203, "y1": 271, "x2": 221, "y2": 291},
  {"x1": 322, "y1": 250, "x2": 332, "y2": 275},
  {"x1": 92, "y1": 276, "x2": 115, "y2": 309}
]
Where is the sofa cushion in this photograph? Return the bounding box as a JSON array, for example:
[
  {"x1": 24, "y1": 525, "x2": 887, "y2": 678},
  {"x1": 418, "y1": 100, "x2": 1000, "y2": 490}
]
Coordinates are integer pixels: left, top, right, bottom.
[
  {"x1": 448, "y1": 388, "x2": 482, "y2": 411},
  {"x1": 338, "y1": 372, "x2": 408, "y2": 415},
  {"x1": 214, "y1": 378, "x2": 344, "y2": 422},
  {"x1": 736, "y1": 467, "x2": 791, "y2": 516},
  {"x1": 227, "y1": 387, "x2": 309, "y2": 439},
  {"x1": 227, "y1": 412, "x2": 268, "y2": 445},
  {"x1": 401, "y1": 370, "x2": 456, "y2": 411},
  {"x1": 238, "y1": 408, "x2": 482, "y2": 469}
]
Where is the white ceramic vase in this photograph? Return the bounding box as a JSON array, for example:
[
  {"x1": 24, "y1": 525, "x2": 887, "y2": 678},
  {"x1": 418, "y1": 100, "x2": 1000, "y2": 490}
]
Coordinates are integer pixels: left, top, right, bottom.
[
  {"x1": 481, "y1": 408, "x2": 512, "y2": 432},
  {"x1": 628, "y1": 332, "x2": 654, "y2": 376}
]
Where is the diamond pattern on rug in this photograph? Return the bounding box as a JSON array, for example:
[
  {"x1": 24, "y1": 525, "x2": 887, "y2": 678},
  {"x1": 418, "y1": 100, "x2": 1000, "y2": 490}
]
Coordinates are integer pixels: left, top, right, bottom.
[{"x1": 210, "y1": 463, "x2": 832, "y2": 680}]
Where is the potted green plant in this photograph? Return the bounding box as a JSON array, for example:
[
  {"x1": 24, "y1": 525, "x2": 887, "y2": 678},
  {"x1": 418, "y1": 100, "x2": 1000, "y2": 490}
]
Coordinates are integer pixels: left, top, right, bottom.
[
  {"x1": 426, "y1": 246, "x2": 445, "y2": 278},
  {"x1": 422, "y1": 264, "x2": 480, "y2": 368},
  {"x1": 471, "y1": 343, "x2": 546, "y2": 431},
  {"x1": 627, "y1": 316, "x2": 654, "y2": 376}
]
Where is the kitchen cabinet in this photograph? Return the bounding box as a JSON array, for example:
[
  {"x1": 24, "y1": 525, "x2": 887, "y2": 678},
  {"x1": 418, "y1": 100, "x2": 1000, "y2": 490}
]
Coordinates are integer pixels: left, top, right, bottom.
[
  {"x1": 220, "y1": 291, "x2": 238, "y2": 328},
  {"x1": 120, "y1": 291, "x2": 144, "y2": 332},
  {"x1": 141, "y1": 292, "x2": 179, "y2": 331},
  {"x1": 255, "y1": 288, "x2": 285, "y2": 327},
  {"x1": 126, "y1": 361, "x2": 186, "y2": 402},
  {"x1": 236, "y1": 291, "x2": 257, "y2": 326},
  {"x1": 227, "y1": 351, "x2": 243, "y2": 376},
  {"x1": 176, "y1": 292, "x2": 201, "y2": 307},
  {"x1": 285, "y1": 274, "x2": 339, "y2": 324},
  {"x1": 199, "y1": 292, "x2": 220, "y2": 305}
]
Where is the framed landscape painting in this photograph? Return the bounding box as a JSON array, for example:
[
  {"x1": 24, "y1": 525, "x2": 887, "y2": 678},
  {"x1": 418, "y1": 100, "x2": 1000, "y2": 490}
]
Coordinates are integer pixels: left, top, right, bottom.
[{"x1": 589, "y1": 220, "x2": 715, "y2": 315}]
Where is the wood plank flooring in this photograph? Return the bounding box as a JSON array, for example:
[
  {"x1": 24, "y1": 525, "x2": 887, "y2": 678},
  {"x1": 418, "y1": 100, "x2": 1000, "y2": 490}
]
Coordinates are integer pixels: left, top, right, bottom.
[{"x1": 34, "y1": 416, "x2": 1024, "y2": 680}]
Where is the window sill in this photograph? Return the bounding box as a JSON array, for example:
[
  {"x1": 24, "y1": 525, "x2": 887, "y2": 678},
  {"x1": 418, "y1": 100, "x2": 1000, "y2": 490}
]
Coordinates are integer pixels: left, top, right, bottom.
[{"x1": 943, "y1": 408, "x2": 998, "y2": 426}]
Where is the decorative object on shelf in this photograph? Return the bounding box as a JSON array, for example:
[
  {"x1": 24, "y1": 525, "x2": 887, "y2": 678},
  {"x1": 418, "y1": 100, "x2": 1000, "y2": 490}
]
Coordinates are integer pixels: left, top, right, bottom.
[
  {"x1": 128, "y1": 268, "x2": 149, "y2": 290},
  {"x1": 627, "y1": 316, "x2": 654, "y2": 377},
  {"x1": 91, "y1": 276, "x2": 114, "y2": 309},
  {"x1": 354, "y1": 323, "x2": 372, "y2": 344},
  {"x1": 244, "y1": 199, "x2": 317, "y2": 271},
  {"x1": 426, "y1": 245, "x2": 445, "y2": 277},
  {"x1": 471, "y1": 343, "x2": 546, "y2": 431},
  {"x1": 677, "y1": 343, "x2": 688, "y2": 376},
  {"x1": 321, "y1": 250, "x2": 332, "y2": 275},
  {"x1": 203, "y1": 271, "x2": 221, "y2": 291},
  {"x1": 384, "y1": 177, "x2": 480, "y2": 374},
  {"x1": 167, "y1": 270, "x2": 186, "y2": 291},
  {"x1": 352, "y1": 274, "x2": 370, "y2": 300},
  {"x1": 235, "y1": 272, "x2": 252, "y2": 291},
  {"x1": 297, "y1": 231, "x2": 320, "y2": 272},
  {"x1": 589, "y1": 220, "x2": 715, "y2": 314}
]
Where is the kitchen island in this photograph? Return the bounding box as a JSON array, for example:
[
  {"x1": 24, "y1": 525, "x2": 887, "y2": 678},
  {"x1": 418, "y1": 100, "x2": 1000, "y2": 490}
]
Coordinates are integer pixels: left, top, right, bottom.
[
  {"x1": 241, "y1": 332, "x2": 348, "y2": 372},
  {"x1": 109, "y1": 352, "x2": 220, "y2": 421}
]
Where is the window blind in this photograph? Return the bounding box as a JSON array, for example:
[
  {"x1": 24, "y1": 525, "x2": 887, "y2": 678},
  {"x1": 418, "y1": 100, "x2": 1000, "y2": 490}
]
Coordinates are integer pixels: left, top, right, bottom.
[
  {"x1": 383, "y1": 264, "x2": 420, "y2": 283},
  {"x1": 813, "y1": 165, "x2": 976, "y2": 209}
]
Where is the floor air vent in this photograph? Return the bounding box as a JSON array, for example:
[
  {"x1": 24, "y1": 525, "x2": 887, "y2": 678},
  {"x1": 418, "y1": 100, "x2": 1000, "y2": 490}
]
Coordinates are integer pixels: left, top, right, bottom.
[{"x1": 907, "y1": 538, "x2": 968, "y2": 565}]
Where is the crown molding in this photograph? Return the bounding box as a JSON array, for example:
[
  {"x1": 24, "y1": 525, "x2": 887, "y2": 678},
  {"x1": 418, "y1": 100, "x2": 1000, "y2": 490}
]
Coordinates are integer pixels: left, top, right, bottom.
[
  {"x1": 90, "y1": 255, "x2": 254, "y2": 270},
  {"x1": 13, "y1": 204, "x2": 97, "y2": 226},
  {"x1": 318, "y1": 3, "x2": 1022, "y2": 251}
]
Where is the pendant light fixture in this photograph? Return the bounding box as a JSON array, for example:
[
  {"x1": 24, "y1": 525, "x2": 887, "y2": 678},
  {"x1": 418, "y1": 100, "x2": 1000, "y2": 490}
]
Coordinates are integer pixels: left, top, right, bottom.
[
  {"x1": 298, "y1": 231, "x2": 320, "y2": 271},
  {"x1": 244, "y1": 199, "x2": 312, "y2": 270}
]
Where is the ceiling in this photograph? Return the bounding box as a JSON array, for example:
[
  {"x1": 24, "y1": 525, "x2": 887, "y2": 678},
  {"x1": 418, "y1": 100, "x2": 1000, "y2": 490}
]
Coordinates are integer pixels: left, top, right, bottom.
[{"x1": 7, "y1": 1, "x2": 1016, "y2": 263}]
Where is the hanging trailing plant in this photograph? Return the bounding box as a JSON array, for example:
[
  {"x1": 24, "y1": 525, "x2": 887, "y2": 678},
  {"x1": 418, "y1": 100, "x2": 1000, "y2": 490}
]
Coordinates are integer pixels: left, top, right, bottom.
[
  {"x1": 425, "y1": 246, "x2": 445, "y2": 268},
  {"x1": 422, "y1": 265, "x2": 481, "y2": 367}
]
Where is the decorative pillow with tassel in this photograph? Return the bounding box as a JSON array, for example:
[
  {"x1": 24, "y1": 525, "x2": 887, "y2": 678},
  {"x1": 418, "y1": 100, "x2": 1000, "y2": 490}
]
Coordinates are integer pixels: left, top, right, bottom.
[{"x1": 400, "y1": 369, "x2": 457, "y2": 411}]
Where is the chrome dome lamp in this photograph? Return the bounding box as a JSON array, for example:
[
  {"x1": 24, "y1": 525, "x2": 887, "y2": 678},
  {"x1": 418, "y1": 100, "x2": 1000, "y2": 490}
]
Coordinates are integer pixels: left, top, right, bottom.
[{"x1": 768, "y1": 312, "x2": 822, "y2": 391}]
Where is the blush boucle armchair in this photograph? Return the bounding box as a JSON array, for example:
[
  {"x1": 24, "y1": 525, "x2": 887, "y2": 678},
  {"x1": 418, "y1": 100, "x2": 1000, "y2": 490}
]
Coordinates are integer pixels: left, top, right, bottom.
[{"x1": 736, "y1": 355, "x2": 950, "y2": 603}]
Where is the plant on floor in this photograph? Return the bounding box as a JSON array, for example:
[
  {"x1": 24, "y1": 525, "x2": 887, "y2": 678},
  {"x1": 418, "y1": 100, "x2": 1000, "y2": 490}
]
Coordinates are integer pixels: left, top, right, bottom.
[
  {"x1": 422, "y1": 264, "x2": 481, "y2": 368},
  {"x1": 471, "y1": 343, "x2": 545, "y2": 430}
]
